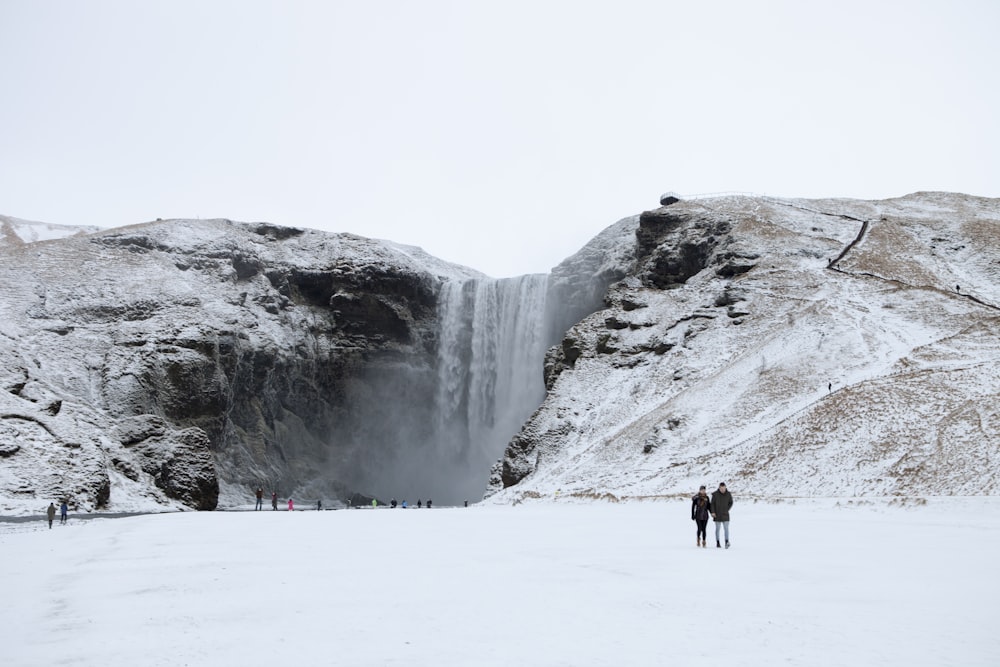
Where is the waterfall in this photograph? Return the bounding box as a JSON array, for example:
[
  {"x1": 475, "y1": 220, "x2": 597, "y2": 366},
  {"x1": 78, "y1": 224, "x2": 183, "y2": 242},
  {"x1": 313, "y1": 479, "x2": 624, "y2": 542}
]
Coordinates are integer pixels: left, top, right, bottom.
[
  {"x1": 433, "y1": 274, "x2": 550, "y2": 494},
  {"x1": 336, "y1": 273, "x2": 551, "y2": 505}
]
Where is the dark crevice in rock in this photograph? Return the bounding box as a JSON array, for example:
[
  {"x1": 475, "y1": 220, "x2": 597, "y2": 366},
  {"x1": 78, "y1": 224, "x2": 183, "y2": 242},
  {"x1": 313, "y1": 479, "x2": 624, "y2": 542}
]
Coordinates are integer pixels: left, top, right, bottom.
[{"x1": 250, "y1": 223, "x2": 305, "y2": 240}]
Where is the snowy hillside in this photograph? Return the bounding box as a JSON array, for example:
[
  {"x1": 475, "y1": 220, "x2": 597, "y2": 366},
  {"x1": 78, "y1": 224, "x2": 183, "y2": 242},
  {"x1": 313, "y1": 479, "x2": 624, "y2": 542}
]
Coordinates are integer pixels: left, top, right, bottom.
[
  {"x1": 0, "y1": 214, "x2": 101, "y2": 246},
  {"x1": 490, "y1": 192, "x2": 1000, "y2": 501}
]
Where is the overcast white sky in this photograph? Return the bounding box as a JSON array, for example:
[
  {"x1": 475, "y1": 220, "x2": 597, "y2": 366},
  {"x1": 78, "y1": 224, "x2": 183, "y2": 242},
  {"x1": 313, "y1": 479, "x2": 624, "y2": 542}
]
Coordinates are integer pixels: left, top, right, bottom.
[{"x1": 1, "y1": 1, "x2": 997, "y2": 277}]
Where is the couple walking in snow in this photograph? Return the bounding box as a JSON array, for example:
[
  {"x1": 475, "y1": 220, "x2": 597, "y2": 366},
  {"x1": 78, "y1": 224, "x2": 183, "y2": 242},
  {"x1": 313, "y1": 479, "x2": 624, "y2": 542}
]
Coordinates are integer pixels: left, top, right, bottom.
[
  {"x1": 45, "y1": 501, "x2": 69, "y2": 529},
  {"x1": 691, "y1": 483, "x2": 733, "y2": 548}
]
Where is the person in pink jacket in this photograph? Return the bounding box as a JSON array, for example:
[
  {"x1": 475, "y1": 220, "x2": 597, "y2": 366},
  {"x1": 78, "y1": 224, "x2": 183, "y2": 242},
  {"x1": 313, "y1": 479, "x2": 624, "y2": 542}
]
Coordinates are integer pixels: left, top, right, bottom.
[{"x1": 287, "y1": 498, "x2": 294, "y2": 511}]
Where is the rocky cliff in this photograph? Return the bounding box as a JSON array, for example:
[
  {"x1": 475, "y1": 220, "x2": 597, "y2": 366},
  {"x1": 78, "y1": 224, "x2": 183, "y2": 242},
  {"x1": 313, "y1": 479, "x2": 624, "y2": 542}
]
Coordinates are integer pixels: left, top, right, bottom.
[
  {"x1": 0, "y1": 219, "x2": 491, "y2": 512},
  {"x1": 489, "y1": 192, "x2": 1000, "y2": 500}
]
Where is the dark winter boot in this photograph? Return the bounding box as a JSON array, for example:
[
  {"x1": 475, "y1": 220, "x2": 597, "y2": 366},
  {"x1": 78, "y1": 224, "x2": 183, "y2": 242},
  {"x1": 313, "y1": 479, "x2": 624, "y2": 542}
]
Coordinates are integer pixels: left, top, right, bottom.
[{"x1": 716, "y1": 540, "x2": 721, "y2": 548}]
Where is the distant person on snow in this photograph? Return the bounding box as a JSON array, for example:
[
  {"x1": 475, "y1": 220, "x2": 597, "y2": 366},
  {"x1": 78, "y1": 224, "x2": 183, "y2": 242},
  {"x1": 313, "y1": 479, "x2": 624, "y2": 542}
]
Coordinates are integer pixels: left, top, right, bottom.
[
  {"x1": 710, "y1": 482, "x2": 734, "y2": 549},
  {"x1": 691, "y1": 486, "x2": 711, "y2": 547},
  {"x1": 317, "y1": 499, "x2": 322, "y2": 511},
  {"x1": 47, "y1": 502, "x2": 56, "y2": 529},
  {"x1": 391, "y1": 498, "x2": 397, "y2": 508},
  {"x1": 401, "y1": 500, "x2": 407, "y2": 509},
  {"x1": 255, "y1": 487, "x2": 264, "y2": 511},
  {"x1": 426, "y1": 499, "x2": 432, "y2": 509},
  {"x1": 60, "y1": 500, "x2": 68, "y2": 524},
  {"x1": 271, "y1": 491, "x2": 278, "y2": 510},
  {"x1": 288, "y1": 498, "x2": 294, "y2": 511},
  {"x1": 417, "y1": 500, "x2": 422, "y2": 508},
  {"x1": 372, "y1": 499, "x2": 378, "y2": 509}
]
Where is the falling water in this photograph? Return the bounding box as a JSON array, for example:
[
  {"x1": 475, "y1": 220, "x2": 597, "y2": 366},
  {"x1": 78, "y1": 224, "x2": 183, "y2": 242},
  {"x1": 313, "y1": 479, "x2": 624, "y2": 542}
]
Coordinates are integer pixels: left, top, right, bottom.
[
  {"x1": 434, "y1": 274, "x2": 550, "y2": 474},
  {"x1": 334, "y1": 273, "x2": 552, "y2": 505}
]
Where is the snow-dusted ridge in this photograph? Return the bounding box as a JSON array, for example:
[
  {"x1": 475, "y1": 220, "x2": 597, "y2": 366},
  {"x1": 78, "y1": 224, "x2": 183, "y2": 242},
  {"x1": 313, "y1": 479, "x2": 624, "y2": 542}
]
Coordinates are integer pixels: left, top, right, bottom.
[{"x1": 489, "y1": 192, "x2": 1000, "y2": 501}]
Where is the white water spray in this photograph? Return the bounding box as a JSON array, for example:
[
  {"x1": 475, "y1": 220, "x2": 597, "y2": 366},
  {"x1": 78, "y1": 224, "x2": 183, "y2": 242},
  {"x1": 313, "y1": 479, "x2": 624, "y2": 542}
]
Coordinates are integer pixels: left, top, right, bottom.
[{"x1": 434, "y1": 274, "x2": 550, "y2": 491}]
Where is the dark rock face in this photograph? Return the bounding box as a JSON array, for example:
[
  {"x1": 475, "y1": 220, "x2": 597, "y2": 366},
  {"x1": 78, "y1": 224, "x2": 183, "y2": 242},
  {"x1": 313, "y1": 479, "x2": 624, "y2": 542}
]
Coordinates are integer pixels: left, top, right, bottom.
[
  {"x1": 636, "y1": 207, "x2": 733, "y2": 288},
  {"x1": 0, "y1": 219, "x2": 453, "y2": 511},
  {"x1": 135, "y1": 246, "x2": 439, "y2": 504},
  {"x1": 537, "y1": 207, "x2": 746, "y2": 399},
  {"x1": 117, "y1": 416, "x2": 219, "y2": 510},
  {"x1": 543, "y1": 329, "x2": 587, "y2": 391}
]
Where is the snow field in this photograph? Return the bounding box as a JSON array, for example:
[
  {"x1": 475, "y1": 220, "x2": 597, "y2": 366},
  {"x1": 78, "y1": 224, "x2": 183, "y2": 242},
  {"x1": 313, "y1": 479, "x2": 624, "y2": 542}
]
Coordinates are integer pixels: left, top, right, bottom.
[{"x1": 3, "y1": 499, "x2": 998, "y2": 666}]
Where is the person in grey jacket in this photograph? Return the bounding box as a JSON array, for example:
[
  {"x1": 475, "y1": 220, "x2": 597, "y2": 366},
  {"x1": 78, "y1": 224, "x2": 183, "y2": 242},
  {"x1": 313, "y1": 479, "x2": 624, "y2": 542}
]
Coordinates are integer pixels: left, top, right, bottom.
[{"x1": 710, "y1": 482, "x2": 733, "y2": 549}]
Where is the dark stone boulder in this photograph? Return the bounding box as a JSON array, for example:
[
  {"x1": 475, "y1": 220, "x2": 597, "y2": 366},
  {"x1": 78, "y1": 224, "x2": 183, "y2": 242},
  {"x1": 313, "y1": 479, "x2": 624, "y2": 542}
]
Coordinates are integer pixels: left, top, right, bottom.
[
  {"x1": 153, "y1": 428, "x2": 220, "y2": 510},
  {"x1": 116, "y1": 415, "x2": 220, "y2": 510}
]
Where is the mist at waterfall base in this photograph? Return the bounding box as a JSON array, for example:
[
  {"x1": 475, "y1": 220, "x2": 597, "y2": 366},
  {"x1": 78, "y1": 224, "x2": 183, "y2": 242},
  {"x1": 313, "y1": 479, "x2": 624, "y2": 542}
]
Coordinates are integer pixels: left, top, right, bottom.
[{"x1": 330, "y1": 275, "x2": 553, "y2": 505}]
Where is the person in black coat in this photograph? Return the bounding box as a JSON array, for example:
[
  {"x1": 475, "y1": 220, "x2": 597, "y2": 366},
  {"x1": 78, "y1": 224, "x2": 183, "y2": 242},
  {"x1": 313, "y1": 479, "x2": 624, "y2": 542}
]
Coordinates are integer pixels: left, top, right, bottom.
[
  {"x1": 691, "y1": 486, "x2": 711, "y2": 547},
  {"x1": 710, "y1": 482, "x2": 734, "y2": 548}
]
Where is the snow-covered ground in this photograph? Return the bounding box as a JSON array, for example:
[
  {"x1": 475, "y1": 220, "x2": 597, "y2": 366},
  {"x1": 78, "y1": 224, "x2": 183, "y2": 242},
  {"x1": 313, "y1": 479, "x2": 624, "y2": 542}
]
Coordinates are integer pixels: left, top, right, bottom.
[{"x1": 4, "y1": 499, "x2": 998, "y2": 666}]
